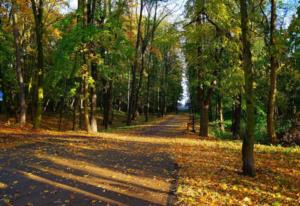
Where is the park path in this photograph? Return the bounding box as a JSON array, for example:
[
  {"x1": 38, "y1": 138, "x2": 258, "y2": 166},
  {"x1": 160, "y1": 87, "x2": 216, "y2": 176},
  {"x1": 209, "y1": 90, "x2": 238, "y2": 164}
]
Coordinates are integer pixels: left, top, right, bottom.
[{"x1": 0, "y1": 114, "x2": 188, "y2": 206}]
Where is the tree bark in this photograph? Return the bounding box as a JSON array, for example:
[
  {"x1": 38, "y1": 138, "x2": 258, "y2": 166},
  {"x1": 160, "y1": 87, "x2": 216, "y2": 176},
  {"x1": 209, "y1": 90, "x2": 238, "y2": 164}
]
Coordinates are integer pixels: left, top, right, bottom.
[
  {"x1": 58, "y1": 96, "x2": 64, "y2": 131},
  {"x1": 12, "y1": 0, "x2": 26, "y2": 127},
  {"x1": 103, "y1": 80, "x2": 113, "y2": 129},
  {"x1": 31, "y1": 0, "x2": 44, "y2": 129},
  {"x1": 132, "y1": 51, "x2": 145, "y2": 120},
  {"x1": 87, "y1": 0, "x2": 98, "y2": 133},
  {"x1": 127, "y1": 0, "x2": 143, "y2": 125},
  {"x1": 90, "y1": 63, "x2": 98, "y2": 132},
  {"x1": 200, "y1": 100, "x2": 209, "y2": 137},
  {"x1": 232, "y1": 94, "x2": 242, "y2": 139},
  {"x1": 79, "y1": 99, "x2": 83, "y2": 130},
  {"x1": 218, "y1": 96, "x2": 225, "y2": 132},
  {"x1": 83, "y1": 74, "x2": 92, "y2": 132},
  {"x1": 267, "y1": 0, "x2": 278, "y2": 144},
  {"x1": 72, "y1": 96, "x2": 79, "y2": 131},
  {"x1": 161, "y1": 54, "x2": 169, "y2": 117},
  {"x1": 157, "y1": 87, "x2": 160, "y2": 116},
  {"x1": 240, "y1": 0, "x2": 256, "y2": 177},
  {"x1": 133, "y1": 1, "x2": 158, "y2": 120},
  {"x1": 145, "y1": 72, "x2": 150, "y2": 122}
]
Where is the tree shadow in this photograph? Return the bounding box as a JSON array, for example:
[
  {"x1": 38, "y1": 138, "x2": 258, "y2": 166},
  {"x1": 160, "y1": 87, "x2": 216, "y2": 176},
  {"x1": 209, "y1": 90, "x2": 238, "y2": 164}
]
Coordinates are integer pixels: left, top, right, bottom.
[{"x1": 0, "y1": 135, "x2": 179, "y2": 206}]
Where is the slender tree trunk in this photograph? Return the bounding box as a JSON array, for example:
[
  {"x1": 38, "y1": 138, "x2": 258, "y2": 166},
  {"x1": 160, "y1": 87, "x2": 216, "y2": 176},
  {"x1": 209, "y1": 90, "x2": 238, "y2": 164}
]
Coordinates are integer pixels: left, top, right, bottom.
[
  {"x1": 240, "y1": 0, "x2": 256, "y2": 177},
  {"x1": 110, "y1": 96, "x2": 114, "y2": 124},
  {"x1": 157, "y1": 87, "x2": 160, "y2": 116},
  {"x1": 200, "y1": 100, "x2": 209, "y2": 137},
  {"x1": 127, "y1": 67, "x2": 130, "y2": 114},
  {"x1": 72, "y1": 96, "x2": 79, "y2": 131},
  {"x1": 127, "y1": 0, "x2": 143, "y2": 125},
  {"x1": 132, "y1": 52, "x2": 145, "y2": 120},
  {"x1": 267, "y1": 0, "x2": 278, "y2": 144},
  {"x1": 191, "y1": 107, "x2": 196, "y2": 133},
  {"x1": 90, "y1": 88, "x2": 97, "y2": 132},
  {"x1": 232, "y1": 94, "x2": 242, "y2": 139},
  {"x1": 79, "y1": 99, "x2": 83, "y2": 130},
  {"x1": 161, "y1": 56, "x2": 168, "y2": 117},
  {"x1": 127, "y1": 57, "x2": 138, "y2": 124},
  {"x1": 12, "y1": 1, "x2": 26, "y2": 127},
  {"x1": 58, "y1": 97, "x2": 64, "y2": 130},
  {"x1": 103, "y1": 80, "x2": 113, "y2": 129},
  {"x1": 90, "y1": 63, "x2": 98, "y2": 132},
  {"x1": 161, "y1": 90, "x2": 165, "y2": 117},
  {"x1": 83, "y1": 75, "x2": 92, "y2": 132},
  {"x1": 218, "y1": 97, "x2": 225, "y2": 132},
  {"x1": 145, "y1": 72, "x2": 150, "y2": 122}
]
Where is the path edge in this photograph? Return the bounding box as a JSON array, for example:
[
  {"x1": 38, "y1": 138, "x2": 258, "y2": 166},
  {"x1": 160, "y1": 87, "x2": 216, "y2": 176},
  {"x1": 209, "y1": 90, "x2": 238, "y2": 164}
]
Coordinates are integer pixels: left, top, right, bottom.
[{"x1": 167, "y1": 162, "x2": 179, "y2": 206}]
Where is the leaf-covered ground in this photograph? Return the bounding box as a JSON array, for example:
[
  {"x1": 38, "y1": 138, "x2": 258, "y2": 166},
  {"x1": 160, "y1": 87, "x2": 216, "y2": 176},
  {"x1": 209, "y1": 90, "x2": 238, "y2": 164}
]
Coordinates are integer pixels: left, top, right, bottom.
[
  {"x1": 0, "y1": 114, "x2": 299, "y2": 206},
  {"x1": 172, "y1": 138, "x2": 300, "y2": 206}
]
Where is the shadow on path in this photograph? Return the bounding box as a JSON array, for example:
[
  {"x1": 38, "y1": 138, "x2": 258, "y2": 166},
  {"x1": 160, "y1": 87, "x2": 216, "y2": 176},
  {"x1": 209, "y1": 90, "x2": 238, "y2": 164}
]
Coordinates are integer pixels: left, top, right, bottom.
[{"x1": 0, "y1": 115, "x2": 187, "y2": 205}]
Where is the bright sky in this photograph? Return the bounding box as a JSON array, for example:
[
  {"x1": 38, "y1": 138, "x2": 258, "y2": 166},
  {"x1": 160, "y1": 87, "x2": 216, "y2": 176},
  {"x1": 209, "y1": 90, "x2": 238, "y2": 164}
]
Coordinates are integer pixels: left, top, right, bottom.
[
  {"x1": 66, "y1": 0, "x2": 187, "y2": 21},
  {"x1": 65, "y1": 0, "x2": 298, "y2": 26}
]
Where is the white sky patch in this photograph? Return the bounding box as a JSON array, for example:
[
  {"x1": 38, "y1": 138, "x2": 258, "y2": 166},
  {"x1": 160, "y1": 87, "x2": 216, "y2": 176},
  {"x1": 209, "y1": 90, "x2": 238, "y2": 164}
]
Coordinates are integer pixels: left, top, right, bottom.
[
  {"x1": 60, "y1": 0, "x2": 77, "y2": 14},
  {"x1": 64, "y1": 0, "x2": 187, "y2": 20},
  {"x1": 177, "y1": 49, "x2": 189, "y2": 107},
  {"x1": 165, "y1": 0, "x2": 187, "y2": 23},
  {"x1": 69, "y1": 0, "x2": 78, "y2": 10}
]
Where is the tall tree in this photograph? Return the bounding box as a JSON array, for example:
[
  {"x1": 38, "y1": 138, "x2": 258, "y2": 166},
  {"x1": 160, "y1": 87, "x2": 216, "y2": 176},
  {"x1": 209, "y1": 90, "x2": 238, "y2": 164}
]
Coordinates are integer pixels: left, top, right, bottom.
[
  {"x1": 127, "y1": 0, "x2": 144, "y2": 125},
  {"x1": 240, "y1": 0, "x2": 256, "y2": 177},
  {"x1": 87, "y1": 0, "x2": 98, "y2": 133},
  {"x1": 267, "y1": 0, "x2": 278, "y2": 144},
  {"x1": 31, "y1": 0, "x2": 44, "y2": 129},
  {"x1": 11, "y1": 0, "x2": 26, "y2": 126}
]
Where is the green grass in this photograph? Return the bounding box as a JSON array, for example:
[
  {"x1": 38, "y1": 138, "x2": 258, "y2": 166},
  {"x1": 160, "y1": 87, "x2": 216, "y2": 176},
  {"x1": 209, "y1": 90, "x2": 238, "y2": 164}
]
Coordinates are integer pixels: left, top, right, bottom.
[{"x1": 210, "y1": 120, "x2": 232, "y2": 140}]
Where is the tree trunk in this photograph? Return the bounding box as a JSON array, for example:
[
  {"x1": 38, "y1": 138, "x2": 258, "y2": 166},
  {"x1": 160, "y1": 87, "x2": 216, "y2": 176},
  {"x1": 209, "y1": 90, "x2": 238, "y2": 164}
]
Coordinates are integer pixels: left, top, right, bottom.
[
  {"x1": 200, "y1": 100, "x2": 209, "y2": 137},
  {"x1": 157, "y1": 87, "x2": 160, "y2": 116},
  {"x1": 267, "y1": 0, "x2": 278, "y2": 144},
  {"x1": 83, "y1": 75, "x2": 92, "y2": 132},
  {"x1": 232, "y1": 94, "x2": 242, "y2": 139},
  {"x1": 90, "y1": 63, "x2": 98, "y2": 133},
  {"x1": 240, "y1": 0, "x2": 256, "y2": 177},
  {"x1": 79, "y1": 99, "x2": 83, "y2": 130},
  {"x1": 12, "y1": 1, "x2": 26, "y2": 127},
  {"x1": 31, "y1": 0, "x2": 44, "y2": 129},
  {"x1": 87, "y1": 0, "x2": 98, "y2": 133},
  {"x1": 72, "y1": 96, "x2": 79, "y2": 131},
  {"x1": 218, "y1": 97, "x2": 225, "y2": 132},
  {"x1": 161, "y1": 55, "x2": 168, "y2": 117},
  {"x1": 145, "y1": 72, "x2": 150, "y2": 122},
  {"x1": 110, "y1": 97, "x2": 114, "y2": 124},
  {"x1": 103, "y1": 80, "x2": 113, "y2": 129},
  {"x1": 58, "y1": 97, "x2": 64, "y2": 131},
  {"x1": 191, "y1": 107, "x2": 196, "y2": 133},
  {"x1": 127, "y1": 0, "x2": 143, "y2": 125},
  {"x1": 132, "y1": 52, "x2": 145, "y2": 120}
]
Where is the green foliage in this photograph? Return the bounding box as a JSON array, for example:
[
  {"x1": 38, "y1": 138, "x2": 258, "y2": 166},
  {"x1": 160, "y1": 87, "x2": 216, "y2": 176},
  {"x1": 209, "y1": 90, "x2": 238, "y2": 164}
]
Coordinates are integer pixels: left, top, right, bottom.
[
  {"x1": 210, "y1": 120, "x2": 232, "y2": 140},
  {"x1": 0, "y1": 27, "x2": 17, "y2": 94}
]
